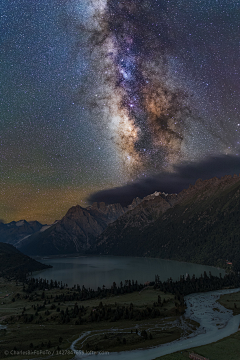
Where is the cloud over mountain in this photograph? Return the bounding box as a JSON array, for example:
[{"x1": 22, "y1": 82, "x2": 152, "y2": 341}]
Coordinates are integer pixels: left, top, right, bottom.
[{"x1": 89, "y1": 153, "x2": 240, "y2": 206}]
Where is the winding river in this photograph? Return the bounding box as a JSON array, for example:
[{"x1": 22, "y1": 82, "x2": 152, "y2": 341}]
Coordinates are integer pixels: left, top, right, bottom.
[{"x1": 70, "y1": 288, "x2": 240, "y2": 360}]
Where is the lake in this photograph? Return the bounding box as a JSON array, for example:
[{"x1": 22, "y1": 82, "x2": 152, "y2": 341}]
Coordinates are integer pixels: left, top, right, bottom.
[{"x1": 33, "y1": 256, "x2": 225, "y2": 289}]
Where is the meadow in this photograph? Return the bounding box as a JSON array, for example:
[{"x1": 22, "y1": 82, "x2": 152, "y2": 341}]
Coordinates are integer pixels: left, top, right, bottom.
[{"x1": 1, "y1": 277, "x2": 240, "y2": 360}]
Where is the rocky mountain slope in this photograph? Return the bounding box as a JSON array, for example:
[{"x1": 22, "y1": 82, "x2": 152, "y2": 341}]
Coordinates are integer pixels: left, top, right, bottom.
[
  {"x1": 0, "y1": 220, "x2": 44, "y2": 246},
  {"x1": 96, "y1": 174, "x2": 240, "y2": 268},
  {"x1": 0, "y1": 242, "x2": 51, "y2": 279},
  {"x1": 19, "y1": 199, "x2": 143, "y2": 256}
]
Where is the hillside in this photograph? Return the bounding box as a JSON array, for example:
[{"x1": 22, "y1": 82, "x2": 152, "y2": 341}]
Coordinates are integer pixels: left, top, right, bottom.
[
  {"x1": 96, "y1": 174, "x2": 240, "y2": 268},
  {"x1": 0, "y1": 242, "x2": 51, "y2": 279}
]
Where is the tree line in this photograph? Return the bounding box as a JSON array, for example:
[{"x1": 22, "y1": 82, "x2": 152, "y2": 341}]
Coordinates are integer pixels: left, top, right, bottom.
[{"x1": 154, "y1": 271, "x2": 240, "y2": 296}]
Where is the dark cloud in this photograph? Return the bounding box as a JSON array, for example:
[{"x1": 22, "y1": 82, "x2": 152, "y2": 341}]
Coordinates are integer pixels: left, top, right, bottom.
[{"x1": 88, "y1": 153, "x2": 240, "y2": 206}]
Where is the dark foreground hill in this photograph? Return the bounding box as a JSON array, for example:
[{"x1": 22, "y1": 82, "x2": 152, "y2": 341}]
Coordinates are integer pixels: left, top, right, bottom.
[
  {"x1": 96, "y1": 174, "x2": 240, "y2": 268},
  {"x1": 0, "y1": 242, "x2": 51, "y2": 279}
]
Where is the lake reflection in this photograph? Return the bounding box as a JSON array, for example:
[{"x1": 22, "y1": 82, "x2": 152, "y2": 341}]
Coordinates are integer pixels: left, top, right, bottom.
[{"x1": 32, "y1": 256, "x2": 224, "y2": 289}]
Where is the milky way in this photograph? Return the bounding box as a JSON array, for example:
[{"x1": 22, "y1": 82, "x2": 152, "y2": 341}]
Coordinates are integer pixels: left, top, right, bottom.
[
  {"x1": 82, "y1": 0, "x2": 215, "y2": 175},
  {"x1": 1, "y1": 0, "x2": 240, "y2": 222}
]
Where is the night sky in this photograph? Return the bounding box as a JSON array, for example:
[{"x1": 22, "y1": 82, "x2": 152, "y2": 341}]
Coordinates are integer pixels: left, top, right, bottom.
[{"x1": 1, "y1": 0, "x2": 240, "y2": 223}]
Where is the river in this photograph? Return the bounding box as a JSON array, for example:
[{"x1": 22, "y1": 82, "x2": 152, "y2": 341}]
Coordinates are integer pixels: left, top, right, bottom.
[
  {"x1": 32, "y1": 256, "x2": 239, "y2": 359},
  {"x1": 70, "y1": 288, "x2": 240, "y2": 360}
]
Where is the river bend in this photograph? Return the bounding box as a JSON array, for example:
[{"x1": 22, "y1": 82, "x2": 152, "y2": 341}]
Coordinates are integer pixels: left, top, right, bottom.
[{"x1": 71, "y1": 288, "x2": 240, "y2": 360}]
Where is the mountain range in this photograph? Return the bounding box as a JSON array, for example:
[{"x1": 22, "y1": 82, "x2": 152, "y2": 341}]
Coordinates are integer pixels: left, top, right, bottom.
[
  {"x1": 0, "y1": 220, "x2": 47, "y2": 246},
  {"x1": 2, "y1": 174, "x2": 240, "y2": 269},
  {"x1": 96, "y1": 174, "x2": 240, "y2": 268},
  {"x1": 17, "y1": 199, "x2": 143, "y2": 256}
]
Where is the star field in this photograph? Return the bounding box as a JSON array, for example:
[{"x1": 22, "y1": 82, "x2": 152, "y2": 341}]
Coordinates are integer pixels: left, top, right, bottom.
[{"x1": 1, "y1": 0, "x2": 240, "y2": 222}]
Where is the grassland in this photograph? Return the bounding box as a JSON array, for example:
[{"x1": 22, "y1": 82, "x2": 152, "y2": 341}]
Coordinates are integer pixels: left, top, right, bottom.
[
  {"x1": 2, "y1": 277, "x2": 239, "y2": 360},
  {"x1": 154, "y1": 332, "x2": 240, "y2": 360},
  {"x1": 0, "y1": 278, "x2": 196, "y2": 360},
  {"x1": 217, "y1": 290, "x2": 240, "y2": 315}
]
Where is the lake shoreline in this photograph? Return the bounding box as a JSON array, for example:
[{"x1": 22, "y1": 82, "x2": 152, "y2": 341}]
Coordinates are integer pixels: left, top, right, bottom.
[
  {"x1": 30, "y1": 255, "x2": 225, "y2": 290},
  {"x1": 33, "y1": 253, "x2": 226, "y2": 270}
]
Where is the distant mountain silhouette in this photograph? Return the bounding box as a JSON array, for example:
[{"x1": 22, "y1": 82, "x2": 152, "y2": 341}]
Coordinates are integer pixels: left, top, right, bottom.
[{"x1": 0, "y1": 220, "x2": 44, "y2": 246}]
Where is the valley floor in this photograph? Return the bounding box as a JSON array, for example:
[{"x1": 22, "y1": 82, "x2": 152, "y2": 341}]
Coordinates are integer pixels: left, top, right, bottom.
[
  {"x1": 0, "y1": 278, "x2": 193, "y2": 360},
  {"x1": 0, "y1": 278, "x2": 240, "y2": 360}
]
